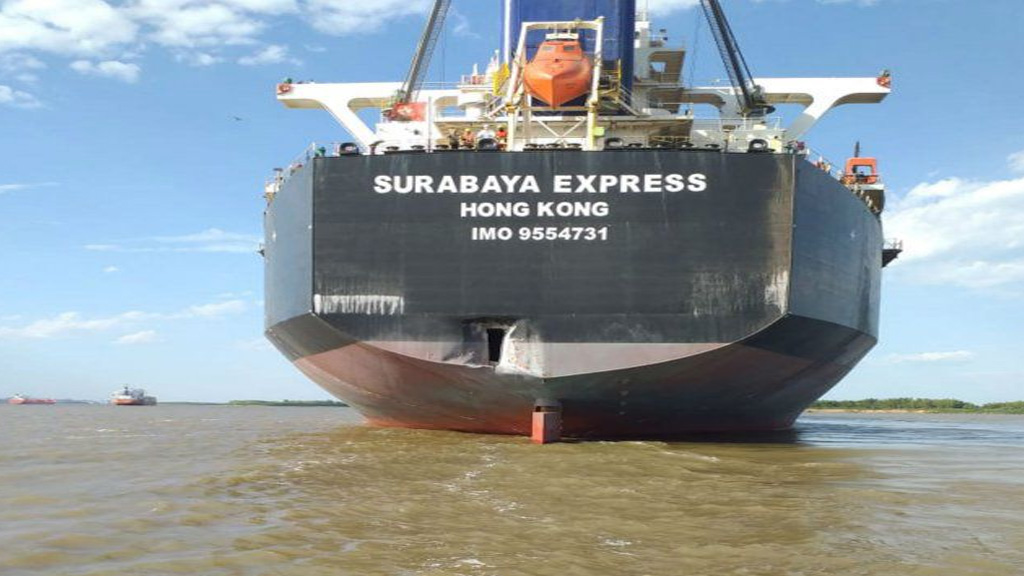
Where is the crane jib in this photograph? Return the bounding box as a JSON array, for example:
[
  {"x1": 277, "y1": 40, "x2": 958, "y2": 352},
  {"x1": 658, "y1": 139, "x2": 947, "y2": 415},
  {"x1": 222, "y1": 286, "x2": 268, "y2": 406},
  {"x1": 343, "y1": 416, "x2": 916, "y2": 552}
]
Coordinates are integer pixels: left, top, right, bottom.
[
  {"x1": 396, "y1": 0, "x2": 453, "y2": 107},
  {"x1": 699, "y1": 0, "x2": 772, "y2": 116}
]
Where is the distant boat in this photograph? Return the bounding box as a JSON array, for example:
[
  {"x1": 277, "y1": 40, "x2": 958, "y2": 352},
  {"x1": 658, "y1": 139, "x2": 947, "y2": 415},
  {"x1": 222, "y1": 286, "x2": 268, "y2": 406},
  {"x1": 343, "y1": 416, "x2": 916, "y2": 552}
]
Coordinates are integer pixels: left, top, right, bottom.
[
  {"x1": 8, "y1": 394, "x2": 56, "y2": 405},
  {"x1": 110, "y1": 386, "x2": 157, "y2": 406}
]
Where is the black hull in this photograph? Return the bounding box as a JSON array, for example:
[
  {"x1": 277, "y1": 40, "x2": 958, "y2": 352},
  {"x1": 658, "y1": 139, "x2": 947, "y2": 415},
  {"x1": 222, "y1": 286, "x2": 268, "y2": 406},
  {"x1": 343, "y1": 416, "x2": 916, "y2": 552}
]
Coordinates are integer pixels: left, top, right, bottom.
[{"x1": 264, "y1": 150, "x2": 883, "y2": 436}]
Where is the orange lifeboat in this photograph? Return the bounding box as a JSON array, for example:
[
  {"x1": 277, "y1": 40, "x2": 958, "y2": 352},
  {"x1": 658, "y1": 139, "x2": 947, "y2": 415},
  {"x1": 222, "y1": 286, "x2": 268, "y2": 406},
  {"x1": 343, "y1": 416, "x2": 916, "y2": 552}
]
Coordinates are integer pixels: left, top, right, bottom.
[
  {"x1": 841, "y1": 156, "x2": 886, "y2": 214},
  {"x1": 523, "y1": 37, "x2": 593, "y2": 108},
  {"x1": 841, "y1": 157, "x2": 881, "y2": 186}
]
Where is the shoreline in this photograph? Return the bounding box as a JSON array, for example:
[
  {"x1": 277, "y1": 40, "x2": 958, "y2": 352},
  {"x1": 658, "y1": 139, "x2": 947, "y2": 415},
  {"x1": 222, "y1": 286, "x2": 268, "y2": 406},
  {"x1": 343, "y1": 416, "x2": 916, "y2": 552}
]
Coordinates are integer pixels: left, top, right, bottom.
[
  {"x1": 805, "y1": 409, "x2": 933, "y2": 414},
  {"x1": 805, "y1": 408, "x2": 1023, "y2": 415}
]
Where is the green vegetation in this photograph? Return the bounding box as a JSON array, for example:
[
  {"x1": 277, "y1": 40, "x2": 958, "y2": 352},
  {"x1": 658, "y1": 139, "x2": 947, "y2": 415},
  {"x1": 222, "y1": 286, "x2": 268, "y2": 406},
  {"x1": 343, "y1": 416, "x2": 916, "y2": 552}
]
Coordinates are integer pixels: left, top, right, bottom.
[
  {"x1": 228, "y1": 399, "x2": 348, "y2": 407},
  {"x1": 810, "y1": 398, "x2": 1024, "y2": 414}
]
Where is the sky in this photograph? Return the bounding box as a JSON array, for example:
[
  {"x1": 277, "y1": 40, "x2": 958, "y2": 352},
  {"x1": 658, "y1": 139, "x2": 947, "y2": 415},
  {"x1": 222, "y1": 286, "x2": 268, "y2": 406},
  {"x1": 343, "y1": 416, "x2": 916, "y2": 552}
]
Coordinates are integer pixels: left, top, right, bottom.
[{"x1": 1, "y1": 0, "x2": 1023, "y2": 404}]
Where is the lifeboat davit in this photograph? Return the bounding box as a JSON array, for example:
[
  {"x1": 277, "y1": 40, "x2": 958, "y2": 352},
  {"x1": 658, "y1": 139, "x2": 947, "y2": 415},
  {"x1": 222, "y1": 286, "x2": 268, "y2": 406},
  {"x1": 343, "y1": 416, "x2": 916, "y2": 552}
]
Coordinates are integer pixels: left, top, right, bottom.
[{"x1": 523, "y1": 37, "x2": 593, "y2": 108}]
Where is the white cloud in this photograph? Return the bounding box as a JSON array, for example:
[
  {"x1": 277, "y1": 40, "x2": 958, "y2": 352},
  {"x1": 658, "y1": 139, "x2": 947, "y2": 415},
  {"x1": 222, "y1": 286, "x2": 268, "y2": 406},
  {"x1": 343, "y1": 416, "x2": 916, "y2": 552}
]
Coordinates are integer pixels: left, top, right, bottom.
[
  {"x1": 818, "y1": 0, "x2": 879, "y2": 5},
  {"x1": 301, "y1": 0, "x2": 430, "y2": 35},
  {"x1": 123, "y1": 0, "x2": 296, "y2": 53},
  {"x1": 0, "y1": 311, "x2": 152, "y2": 339},
  {"x1": 0, "y1": 52, "x2": 45, "y2": 73},
  {"x1": 448, "y1": 10, "x2": 478, "y2": 39},
  {"x1": 1, "y1": 183, "x2": 32, "y2": 193},
  {"x1": 70, "y1": 59, "x2": 141, "y2": 83},
  {"x1": 103, "y1": 266, "x2": 120, "y2": 273},
  {"x1": 0, "y1": 84, "x2": 41, "y2": 108},
  {"x1": 131, "y1": 2, "x2": 265, "y2": 48},
  {"x1": 152, "y1": 228, "x2": 261, "y2": 253},
  {"x1": 0, "y1": 0, "x2": 456, "y2": 84},
  {"x1": 216, "y1": 290, "x2": 254, "y2": 299},
  {"x1": 751, "y1": 0, "x2": 879, "y2": 4},
  {"x1": 885, "y1": 351, "x2": 976, "y2": 364},
  {"x1": 885, "y1": 159, "x2": 1024, "y2": 293},
  {"x1": 238, "y1": 44, "x2": 296, "y2": 66},
  {"x1": 0, "y1": 299, "x2": 248, "y2": 340},
  {"x1": 0, "y1": 0, "x2": 298, "y2": 72},
  {"x1": 645, "y1": 0, "x2": 700, "y2": 15},
  {"x1": 85, "y1": 228, "x2": 260, "y2": 253},
  {"x1": 179, "y1": 300, "x2": 247, "y2": 318},
  {"x1": 1009, "y1": 150, "x2": 1024, "y2": 174},
  {"x1": 174, "y1": 51, "x2": 223, "y2": 67},
  {"x1": 115, "y1": 330, "x2": 158, "y2": 345},
  {"x1": 236, "y1": 337, "x2": 272, "y2": 351},
  {"x1": 0, "y1": 181, "x2": 56, "y2": 194},
  {"x1": 0, "y1": 0, "x2": 139, "y2": 57}
]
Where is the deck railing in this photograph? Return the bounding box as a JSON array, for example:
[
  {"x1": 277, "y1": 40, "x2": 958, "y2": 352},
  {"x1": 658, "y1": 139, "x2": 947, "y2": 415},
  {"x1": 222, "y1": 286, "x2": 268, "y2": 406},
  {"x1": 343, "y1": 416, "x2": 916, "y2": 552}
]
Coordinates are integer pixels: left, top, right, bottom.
[
  {"x1": 264, "y1": 142, "x2": 345, "y2": 199},
  {"x1": 800, "y1": 146, "x2": 846, "y2": 181}
]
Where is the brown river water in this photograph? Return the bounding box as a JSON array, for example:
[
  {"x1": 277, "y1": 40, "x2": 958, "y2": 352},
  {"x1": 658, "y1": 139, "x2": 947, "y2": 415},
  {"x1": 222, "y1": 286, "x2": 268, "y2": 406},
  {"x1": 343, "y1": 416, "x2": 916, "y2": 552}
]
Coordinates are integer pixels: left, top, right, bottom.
[{"x1": 1, "y1": 405, "x2": 1022, "y2": 575}]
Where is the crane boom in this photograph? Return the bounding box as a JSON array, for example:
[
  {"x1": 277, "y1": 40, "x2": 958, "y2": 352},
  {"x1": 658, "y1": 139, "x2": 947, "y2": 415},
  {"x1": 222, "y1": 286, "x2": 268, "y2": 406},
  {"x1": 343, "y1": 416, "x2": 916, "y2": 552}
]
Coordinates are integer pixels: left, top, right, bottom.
[
  {"x1": 699, "y1": 0, "x2": 772, "y2": 117},
  {"x1": 395, "y1": 0, "x2": 452, "y2": 109}
]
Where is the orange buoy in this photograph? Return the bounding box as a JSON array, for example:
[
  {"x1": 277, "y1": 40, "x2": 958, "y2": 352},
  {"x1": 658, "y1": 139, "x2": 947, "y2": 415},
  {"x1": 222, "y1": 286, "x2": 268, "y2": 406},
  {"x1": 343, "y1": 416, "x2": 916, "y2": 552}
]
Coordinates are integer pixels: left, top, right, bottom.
[{"x1": 523, "y1": 38, "x2": 593, "y2": 108}]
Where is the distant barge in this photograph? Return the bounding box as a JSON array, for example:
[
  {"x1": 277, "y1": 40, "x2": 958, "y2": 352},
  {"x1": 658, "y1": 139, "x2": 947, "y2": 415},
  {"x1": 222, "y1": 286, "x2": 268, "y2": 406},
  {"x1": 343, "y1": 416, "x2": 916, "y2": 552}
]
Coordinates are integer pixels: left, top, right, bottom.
[{"x1": 7, "y1": 395, "x2": 56, "y2": 405}]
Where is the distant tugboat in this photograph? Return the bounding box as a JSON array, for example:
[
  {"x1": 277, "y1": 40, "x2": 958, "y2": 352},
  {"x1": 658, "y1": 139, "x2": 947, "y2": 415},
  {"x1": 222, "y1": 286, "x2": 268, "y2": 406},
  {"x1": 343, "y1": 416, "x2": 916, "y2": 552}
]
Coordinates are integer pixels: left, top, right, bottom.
[
  {"x1": 111, "y1": 386, "x2": 157, "y2": 406},
  {"x1": 7, "y1": 394, "x2": 56, "y2": 405}
]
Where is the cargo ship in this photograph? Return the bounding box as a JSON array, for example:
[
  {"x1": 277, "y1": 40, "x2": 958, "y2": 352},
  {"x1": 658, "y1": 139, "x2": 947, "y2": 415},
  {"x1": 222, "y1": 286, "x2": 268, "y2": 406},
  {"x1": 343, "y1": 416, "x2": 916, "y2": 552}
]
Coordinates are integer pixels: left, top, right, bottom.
[
  {"x1": 110, "y1": 386, "x2": 157, "y2": 406},
  {"x1": 262, "y1": 0, "x2": 899, "y2": 438},
  {"x1": 7, "y1": 394, "x2": 56, "y2": 405}
]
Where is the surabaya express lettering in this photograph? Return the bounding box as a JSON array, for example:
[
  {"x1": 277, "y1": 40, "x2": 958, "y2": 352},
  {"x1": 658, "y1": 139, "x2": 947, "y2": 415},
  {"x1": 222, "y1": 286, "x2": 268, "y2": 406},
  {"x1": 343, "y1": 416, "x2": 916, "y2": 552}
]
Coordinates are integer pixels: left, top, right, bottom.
[
  {"x1": 371, "y1": 172, "x2": 709, "y2": 243},
  {"x1": 373, "y1": 173, "x2": 708, "y2": 194}
]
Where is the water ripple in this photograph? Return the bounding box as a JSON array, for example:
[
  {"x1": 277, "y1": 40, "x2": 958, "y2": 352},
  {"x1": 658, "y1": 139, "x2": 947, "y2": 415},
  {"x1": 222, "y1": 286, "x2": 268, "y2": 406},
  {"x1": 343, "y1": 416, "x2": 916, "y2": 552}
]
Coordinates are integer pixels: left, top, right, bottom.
[{"x1": 1, "y1": 406, "x2": 1022, "y2": 575}]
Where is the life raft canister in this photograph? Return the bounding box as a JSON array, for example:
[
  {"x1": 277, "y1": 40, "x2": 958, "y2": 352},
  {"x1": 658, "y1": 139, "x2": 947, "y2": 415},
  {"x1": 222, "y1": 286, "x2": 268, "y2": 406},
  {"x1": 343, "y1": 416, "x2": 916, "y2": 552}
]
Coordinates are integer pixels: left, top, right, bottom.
[{"x1": 876, "y1": 70, "x2": 892, "y2": 89}]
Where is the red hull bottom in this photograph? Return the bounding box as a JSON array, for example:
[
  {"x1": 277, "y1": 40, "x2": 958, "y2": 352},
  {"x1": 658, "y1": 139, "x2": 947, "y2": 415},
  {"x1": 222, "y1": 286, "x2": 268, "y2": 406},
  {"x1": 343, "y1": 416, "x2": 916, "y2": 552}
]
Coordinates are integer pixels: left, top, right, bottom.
[{"x1": 293, "y1": 329, "x2": 872, "y2": 439}]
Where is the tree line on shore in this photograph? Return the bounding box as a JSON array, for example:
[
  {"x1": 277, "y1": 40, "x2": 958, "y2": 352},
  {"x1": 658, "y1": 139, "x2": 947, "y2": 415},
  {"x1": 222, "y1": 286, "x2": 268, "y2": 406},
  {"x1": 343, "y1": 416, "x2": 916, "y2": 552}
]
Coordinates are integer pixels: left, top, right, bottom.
[
  {"x1": 227, "y1": 399, "x2": 348, "y2": 407},
  {"x1": 227, "y1": 397, "x2": 1023, "y2": 413},
  {"x1": 810, "y1": 398, "x2": 1024, "y2": 413}
]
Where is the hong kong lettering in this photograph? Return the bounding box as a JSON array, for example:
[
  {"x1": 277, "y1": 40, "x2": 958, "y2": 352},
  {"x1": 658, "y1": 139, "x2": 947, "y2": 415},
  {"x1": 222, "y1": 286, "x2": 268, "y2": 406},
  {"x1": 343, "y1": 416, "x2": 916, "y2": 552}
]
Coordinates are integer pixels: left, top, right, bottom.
[{"x1": 460, "y1": 201, "x2": 610, "y2": 218}]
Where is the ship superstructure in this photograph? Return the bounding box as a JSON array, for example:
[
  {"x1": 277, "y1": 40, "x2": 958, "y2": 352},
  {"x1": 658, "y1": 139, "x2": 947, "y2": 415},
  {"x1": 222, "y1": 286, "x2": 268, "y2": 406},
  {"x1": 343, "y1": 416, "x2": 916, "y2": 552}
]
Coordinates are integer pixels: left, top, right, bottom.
[
  {"x1": 262, "y1": 0, "x2": 897, "y2": 438},
  {"x1": 270, "y1": 1, "x2": 888, "y2": 156}
]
